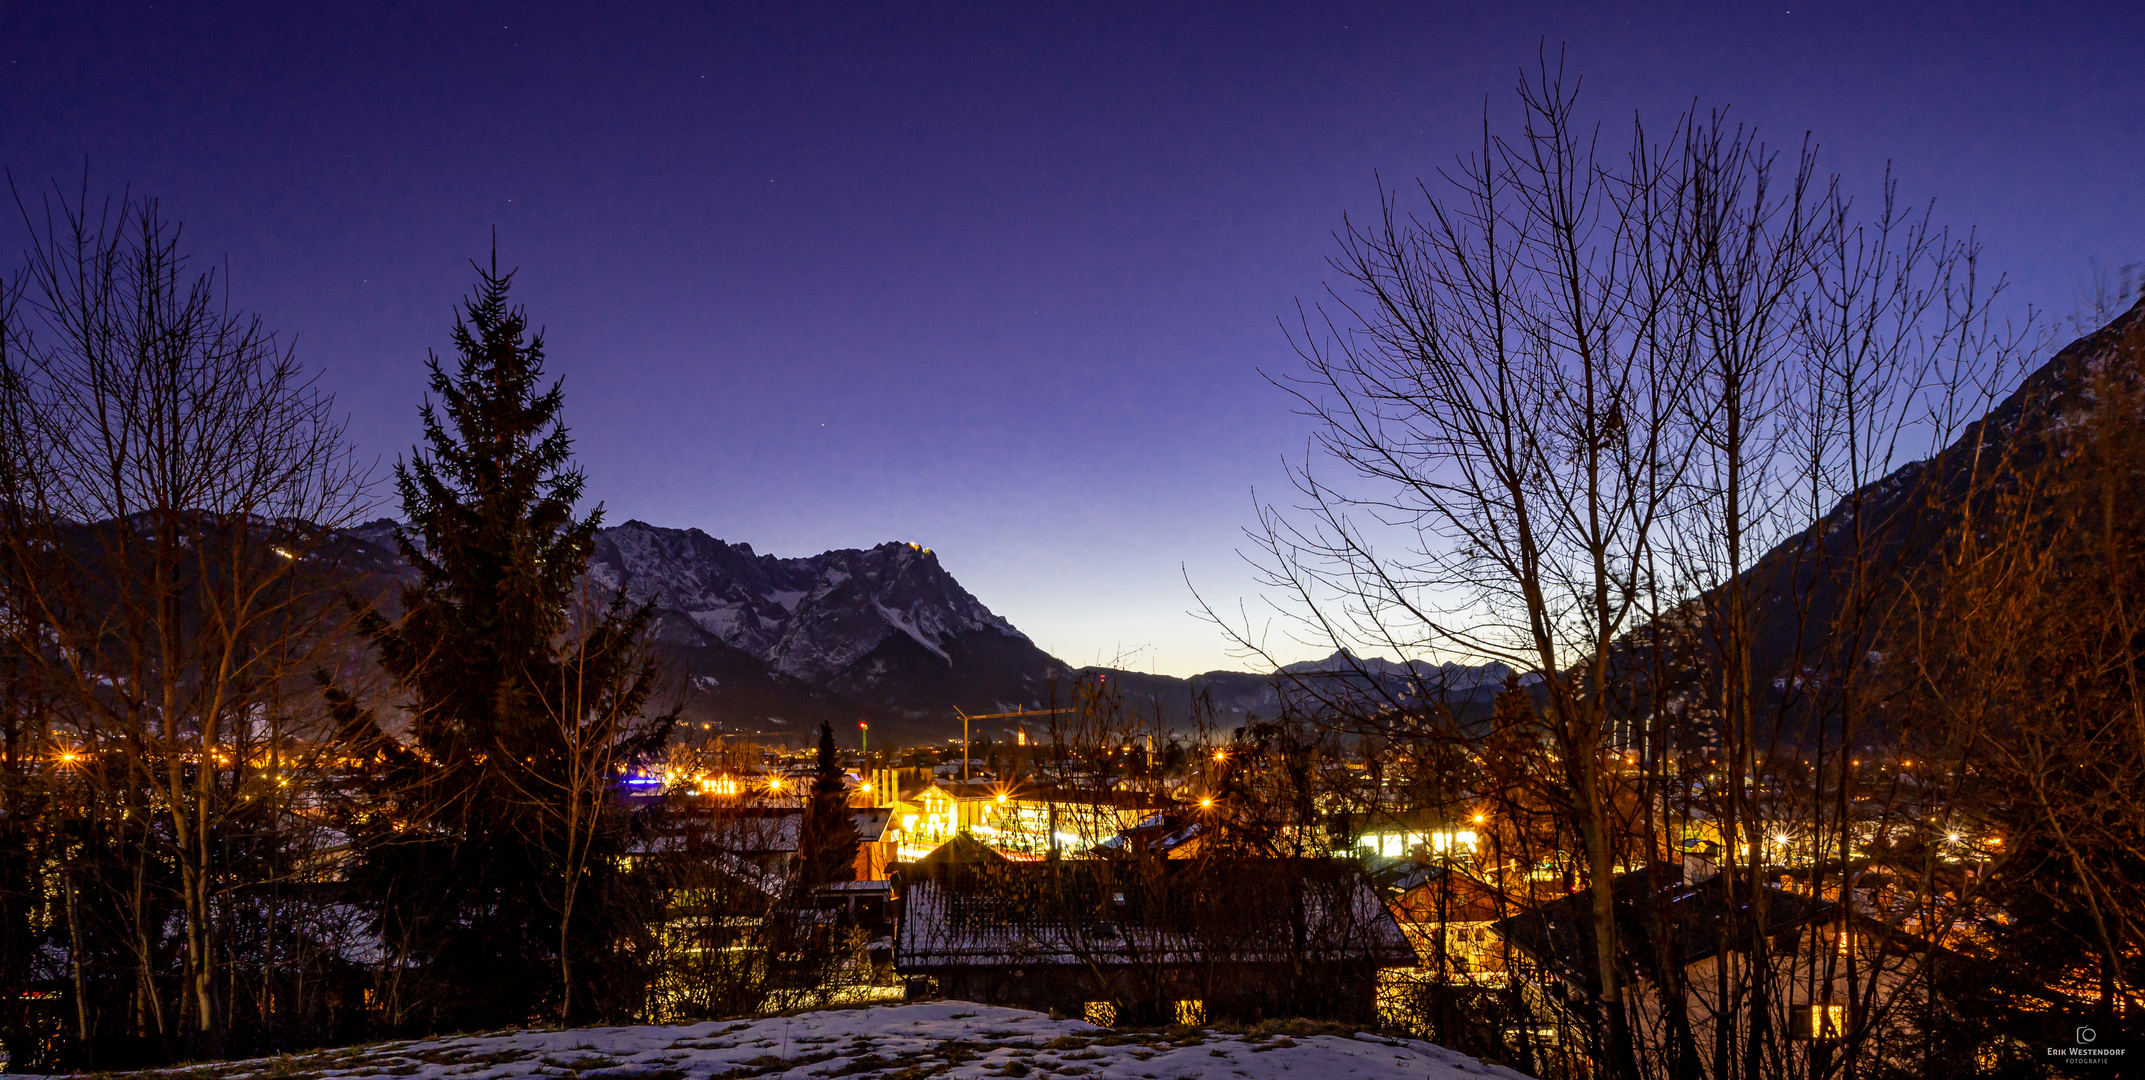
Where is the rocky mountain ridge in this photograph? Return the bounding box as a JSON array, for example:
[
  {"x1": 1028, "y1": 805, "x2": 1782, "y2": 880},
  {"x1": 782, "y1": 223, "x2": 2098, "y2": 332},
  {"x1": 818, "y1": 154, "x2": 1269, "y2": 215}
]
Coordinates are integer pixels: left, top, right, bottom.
[{"x1": 338, "y1": 516, "x2": 1529, "y2": 744}]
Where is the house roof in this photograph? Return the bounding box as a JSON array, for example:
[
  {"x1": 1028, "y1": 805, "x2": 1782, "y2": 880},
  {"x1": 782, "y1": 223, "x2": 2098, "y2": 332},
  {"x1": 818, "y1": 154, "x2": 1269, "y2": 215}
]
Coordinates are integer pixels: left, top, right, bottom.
[
  {"x1": 852, "y1": 807, "x2": 894, "y2": 843},
  {"x1": 821, "y1": 879, "x2": 891, "y2": 894},
  {"x1": 1093, "y1": 813, "x2": 1204, "y2": 857},
  {"x1": 1491, "y1": 866, "x2": 1835, "y2": 992},
  {"x1": 911, "y1": 780, "x2": 1178, "y2": 811},
  {"x1": 645, "y1": 806, "x2": 897, "y2": 853},
  {"x1": 1379, "y1": 863, "x2": 1513, "y2": 925},
  {"x1": 910, "y1": 832, "x2": 1013, "y2": 871},
  {"x1": 895, "y1": 857, "x2": 1415, "y2": 971}
]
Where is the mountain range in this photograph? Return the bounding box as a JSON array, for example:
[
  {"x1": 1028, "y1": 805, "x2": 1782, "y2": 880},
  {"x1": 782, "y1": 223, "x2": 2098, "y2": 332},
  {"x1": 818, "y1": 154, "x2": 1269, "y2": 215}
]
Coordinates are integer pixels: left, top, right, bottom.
[{"x1": 331, "y1": 297, "x2": 2143, "y2": 750}]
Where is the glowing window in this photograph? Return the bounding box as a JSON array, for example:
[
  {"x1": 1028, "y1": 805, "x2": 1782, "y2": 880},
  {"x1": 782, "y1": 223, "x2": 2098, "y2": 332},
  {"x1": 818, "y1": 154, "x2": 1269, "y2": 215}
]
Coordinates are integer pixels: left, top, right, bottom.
[
  {"x1": 1173, "y1": 999, "x2": 1206, "y2": 1025},
  {"x1": 1811, "y1": 1004, "x2": 1847, "y2": 1040},
  {"x1": 1084, "y1": 1001, "x2": 1117, "y2": 1026}
]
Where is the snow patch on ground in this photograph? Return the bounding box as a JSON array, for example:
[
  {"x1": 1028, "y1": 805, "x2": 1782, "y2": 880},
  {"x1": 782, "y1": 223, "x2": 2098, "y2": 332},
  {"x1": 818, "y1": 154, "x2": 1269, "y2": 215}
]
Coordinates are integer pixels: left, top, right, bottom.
[{"x1": 45, "y1": 1002, "x2": 1535, "y2": 1080}]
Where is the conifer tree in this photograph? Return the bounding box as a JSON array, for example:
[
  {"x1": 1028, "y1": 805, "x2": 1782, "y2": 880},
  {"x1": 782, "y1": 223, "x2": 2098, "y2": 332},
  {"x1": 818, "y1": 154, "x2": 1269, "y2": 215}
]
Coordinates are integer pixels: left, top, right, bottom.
[
  {"x1": 796, "y1": 721, "x2": 859, "y2": 888},
  {"x1": 342, "y1": 256, "x2": 669, "y2": 1029}
]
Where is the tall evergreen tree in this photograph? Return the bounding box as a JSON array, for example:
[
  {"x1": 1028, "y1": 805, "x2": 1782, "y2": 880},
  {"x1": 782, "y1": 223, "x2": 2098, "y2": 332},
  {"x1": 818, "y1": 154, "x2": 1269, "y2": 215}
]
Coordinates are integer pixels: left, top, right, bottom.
[
  {"x1": 796, "y1": 722, "x2": 859, "y2": 888},
  {"x1": 340, "y1": 257, "x2": 670, "y2": 1029}
]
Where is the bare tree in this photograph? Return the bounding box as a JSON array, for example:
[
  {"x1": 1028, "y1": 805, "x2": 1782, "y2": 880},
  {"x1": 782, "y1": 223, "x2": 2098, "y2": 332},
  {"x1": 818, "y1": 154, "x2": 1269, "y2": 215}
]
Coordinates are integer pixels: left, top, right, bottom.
[
  {"x1": 1213, "y1": 61, "x2": 2022, "y2": 1079},
  {"x1": 0, "y1": 183, "x2": 369, "y2": 1057}
]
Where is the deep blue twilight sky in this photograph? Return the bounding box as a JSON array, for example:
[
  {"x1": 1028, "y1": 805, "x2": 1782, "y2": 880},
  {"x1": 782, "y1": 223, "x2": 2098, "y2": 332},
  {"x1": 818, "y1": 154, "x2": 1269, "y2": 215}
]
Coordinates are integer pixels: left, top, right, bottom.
[{"x1": 4, "y1": 3, "x2": 2141, "y2": 675}]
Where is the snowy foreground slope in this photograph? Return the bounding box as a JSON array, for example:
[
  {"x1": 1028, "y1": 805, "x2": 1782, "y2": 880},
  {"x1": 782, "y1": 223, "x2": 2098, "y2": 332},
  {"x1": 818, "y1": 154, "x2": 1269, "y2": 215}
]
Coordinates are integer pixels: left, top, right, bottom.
[{"x1": 60, "y1": 1002, "x2": 1535, "y2": 1080}]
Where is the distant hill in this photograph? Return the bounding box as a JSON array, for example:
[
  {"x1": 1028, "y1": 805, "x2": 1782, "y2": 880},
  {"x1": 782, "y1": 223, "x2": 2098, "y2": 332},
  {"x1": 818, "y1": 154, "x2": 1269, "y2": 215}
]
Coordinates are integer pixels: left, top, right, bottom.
[
  {"x1": 1086, "y1": 299, "x2": 2145, "y2": 752},
  {"x1": 1608, "y1": 294, "x2": 2145, "y2": 745}
]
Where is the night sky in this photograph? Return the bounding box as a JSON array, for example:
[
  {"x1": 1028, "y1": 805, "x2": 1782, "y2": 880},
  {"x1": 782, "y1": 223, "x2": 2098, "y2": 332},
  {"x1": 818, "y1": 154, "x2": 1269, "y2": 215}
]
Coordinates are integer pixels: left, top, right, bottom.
[{"x1": 5, "y1": 3, "x2": 2140, "y2": 676}]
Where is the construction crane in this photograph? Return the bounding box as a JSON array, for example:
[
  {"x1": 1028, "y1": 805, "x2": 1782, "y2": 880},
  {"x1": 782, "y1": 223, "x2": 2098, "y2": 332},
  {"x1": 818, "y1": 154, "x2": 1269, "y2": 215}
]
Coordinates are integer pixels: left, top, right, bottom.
[{"x1": 953, "y1": 706, "x2": 1072, "y2": 782}]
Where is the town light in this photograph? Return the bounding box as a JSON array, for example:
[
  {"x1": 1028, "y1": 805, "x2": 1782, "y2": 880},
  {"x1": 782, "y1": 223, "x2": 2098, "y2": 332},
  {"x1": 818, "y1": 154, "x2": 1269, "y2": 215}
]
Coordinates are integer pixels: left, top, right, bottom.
[
  {"x1": 1213, "y1": 749, "x2": 1228, "y2": 762},
  {"x1": 1199, "y1": 797, "x2": 1213, "y2": 809},
  {"x1": 1472, "y1": 813, "x2": 1486, "y2": 825}
]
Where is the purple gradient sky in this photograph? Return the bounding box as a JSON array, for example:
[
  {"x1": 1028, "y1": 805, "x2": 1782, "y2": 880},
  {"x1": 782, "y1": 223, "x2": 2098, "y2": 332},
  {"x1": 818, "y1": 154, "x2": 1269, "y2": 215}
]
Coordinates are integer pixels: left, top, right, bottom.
[{"x1": 5, "y1": 3, "x2": 2141, "y2": 675}]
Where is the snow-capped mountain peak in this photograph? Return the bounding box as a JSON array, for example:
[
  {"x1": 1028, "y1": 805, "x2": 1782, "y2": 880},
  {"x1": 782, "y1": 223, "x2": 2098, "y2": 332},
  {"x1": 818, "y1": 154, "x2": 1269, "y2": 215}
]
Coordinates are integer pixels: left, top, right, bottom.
[{"x1": 589, "y1": 521, "x2": 1027, "y2": 684}]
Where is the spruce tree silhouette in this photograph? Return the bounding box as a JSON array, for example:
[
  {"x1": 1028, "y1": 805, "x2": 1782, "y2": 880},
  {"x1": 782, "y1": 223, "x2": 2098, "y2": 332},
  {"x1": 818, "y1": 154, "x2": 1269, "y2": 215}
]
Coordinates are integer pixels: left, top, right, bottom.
[
  {"x1": 798, "y1": 721, "x2": 861, "y2": 888},
  {"x1": 341, "y1": 253, "x2": 668, "y2": 1029}
]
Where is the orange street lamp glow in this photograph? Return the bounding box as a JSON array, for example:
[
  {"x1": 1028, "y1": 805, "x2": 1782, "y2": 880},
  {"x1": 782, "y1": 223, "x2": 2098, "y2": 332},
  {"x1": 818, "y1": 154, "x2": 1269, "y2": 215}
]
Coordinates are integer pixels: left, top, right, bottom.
[
  {"x1": 767, "y1": 776, "x2": 785, "y2": 791},
  {"x1": 1213, "y1": 750, "x2": 1228, "y2": 762},
  {"x1": 1199, "y1": 797, "x2": 1213, "y2": 809},
  {"x1": 57, "y1": 751, "x2": 78, "y2": 764},
  {"x1": 1472, "y1": 813, "x2": 1486, "y2": 825}
]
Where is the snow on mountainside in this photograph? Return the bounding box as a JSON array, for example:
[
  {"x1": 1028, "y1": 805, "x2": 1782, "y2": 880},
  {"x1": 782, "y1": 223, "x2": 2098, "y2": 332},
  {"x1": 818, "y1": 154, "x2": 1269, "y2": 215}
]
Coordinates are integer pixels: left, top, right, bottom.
[
  {"x1": 330, "y1": 519, "x2": 1067, "y2": 741},
  {"x1": 1278, "y1": 650, "x2": 1533, "y2": 694},
  {"x1": 331, "y1": 518, "x2": 1529, "y2": 740},
  {"x1": 55, "y1": 1002, "x2": 1536, "y2": 1080},
  {"x1": 587, "y1": 521, "x2": 1025, "y2": 684}
]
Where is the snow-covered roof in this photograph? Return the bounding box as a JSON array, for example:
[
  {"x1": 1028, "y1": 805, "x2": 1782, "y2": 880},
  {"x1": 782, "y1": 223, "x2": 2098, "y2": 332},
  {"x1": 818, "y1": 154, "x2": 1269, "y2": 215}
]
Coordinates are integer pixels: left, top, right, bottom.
[
  {"x1": 896, "y1": 859, "x2": 1415, "y2": 971},
  {"x1": 852, "y1": 806, "x2": 893, "y2": 842}
]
